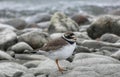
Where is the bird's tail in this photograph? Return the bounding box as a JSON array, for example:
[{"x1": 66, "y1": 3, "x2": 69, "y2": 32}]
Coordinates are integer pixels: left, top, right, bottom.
[{"x1": 24, "y1": 49, "x2": 49, "y2": 56}]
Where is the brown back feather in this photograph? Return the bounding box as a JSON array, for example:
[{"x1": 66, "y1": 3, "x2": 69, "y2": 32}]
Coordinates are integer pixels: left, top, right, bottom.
[{"x1": 40, "y1": 37, "x2": 68, "y2": 51}]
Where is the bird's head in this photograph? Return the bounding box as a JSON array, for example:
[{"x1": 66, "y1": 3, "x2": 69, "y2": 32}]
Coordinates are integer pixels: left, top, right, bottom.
[{"x1": 63, "y1": 31, "x2": 77, "y2": 43}]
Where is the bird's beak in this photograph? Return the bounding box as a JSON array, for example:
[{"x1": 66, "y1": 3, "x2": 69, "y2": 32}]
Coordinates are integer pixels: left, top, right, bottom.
[{"x1": 72, "y1": 36, "x2": 77, "y2": 41}]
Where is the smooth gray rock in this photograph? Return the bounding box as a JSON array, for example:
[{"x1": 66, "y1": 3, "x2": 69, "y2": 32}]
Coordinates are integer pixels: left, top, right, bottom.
[
  {"x1": 0, "y1": 23, "x2": 16, "y2": 31},
  {"x1": 21, "y1": 73, "x2": 35, "y2": 77},
  {"x1": 111, "y1": 50, "x2": 120, "y2": 60},
  {"x1": 17, "y1": 28, "x2": 42, "y2": 35},
  {"x1": 9, "y1": 42, "x2": 33, "y2": 53},
  {"x1": 100, "y1": 33, "x2": 120, "y2": 43},
  {"x1": 15, "y1": 54, "x2": 48, "y2": 60},
  {"x1": 29, "y1": 59, "x2": 71, "y2": 76},
  {"x1": 25, "y1": 13, "x2": 51, "y2": 24},
  {"x1": 4, "y1": 19, "x2": 27, "y2": 30},
  {"x1": 0, "y1": 50, "x2": 14, "y2": 60},
  {"x1": 81, "y1": 40, "x2": 120, "y2": 49},
  {"x1": 87, "y1": 15, "x2": 120, "y2": 39},
  {"x1": 48, "y1": 12, "x2": 79, "y2": 33},
  {"x1": 18, "y1": 31, "x2": 49, "y2": 49},
  {"x1": 0, "y1": 29, "x2": 17, "y2": 50},
  {"x1": 100, "y1": 46, "x2": 119, "y2": 52},
  {"x1": 37, "y1": 21, "x2": 50, "y2": 29},
  {"x1": 0, "y1": 62, "x2": 28, "y2": 77},
  {"x1": 23, "y1": 60, "x2": 42, "y2": 68},
  {"x1": 69, "y1": 53, "x2": 120, "y2": 77}
]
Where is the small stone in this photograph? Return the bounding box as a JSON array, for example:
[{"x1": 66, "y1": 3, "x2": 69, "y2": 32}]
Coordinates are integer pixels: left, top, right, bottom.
[{"x1": 9, "y1": 42, "x2": 33, "y2": 53}]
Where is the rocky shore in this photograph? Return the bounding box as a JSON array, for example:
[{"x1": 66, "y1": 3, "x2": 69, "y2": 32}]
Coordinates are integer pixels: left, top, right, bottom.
[{"x1": 0, "y1": 11, "x2": 120, "y2": 77}]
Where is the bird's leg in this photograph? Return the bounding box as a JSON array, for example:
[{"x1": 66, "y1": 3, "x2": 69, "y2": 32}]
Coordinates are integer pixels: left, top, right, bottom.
[{"x1": 55, "y1": 59, "x2": 64, "y2": 73}]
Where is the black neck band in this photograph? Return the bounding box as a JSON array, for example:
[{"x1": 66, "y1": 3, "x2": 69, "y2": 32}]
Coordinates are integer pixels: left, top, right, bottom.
[{"x1": 62, "y1": 36, "x2": 74, "y2": 44}]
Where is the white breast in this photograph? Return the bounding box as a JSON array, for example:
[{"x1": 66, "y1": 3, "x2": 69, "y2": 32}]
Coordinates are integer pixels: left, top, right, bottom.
[{"x1": 48, "y1": 43, "x2": 76, "y2": 60}]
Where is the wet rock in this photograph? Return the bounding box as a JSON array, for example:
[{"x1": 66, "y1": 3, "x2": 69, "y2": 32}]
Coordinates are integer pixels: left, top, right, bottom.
[
  {"x1": 48, "y1": 12, "x2": 79, "y2": 33},
  {"x1": 4, "y1": 19, "x2": 27, "y2": 30},
  {"x1": 87, "y1": 15, "x2": 120, "y2": 39},
  {"x1": 100, "y1": 33, "x2": 120, "y2": 43},
  {"x1": 0, "y1": 29, "x2": 17, "y2": 50},
  {"x1": 18, "y1": 31, "x2": 49, "y2": 49},
  {"x1": 8, "y1": 42, "x2": 33, "y2": 53},
  {"x1": 0, "y1": 23, "x2": 16, "y2": 31},
  {"x1": 0, "y1": 62, "x2": 28, "y2": 77},
  {"x1": 15, "y1": 54, "x2": 48, "y2": 60},
  {"x1": 0, "y1": 50, "x2": 14, "y2": 60},
  {"x1": 25, "y1": 13, "x2": 51, "y2": 24},
  {"x1": 23, "y1": 60, "x2": 42, "y2": 68},
  {"x1": 71, "y1": 14, "x2": 89, "y2": 25}
]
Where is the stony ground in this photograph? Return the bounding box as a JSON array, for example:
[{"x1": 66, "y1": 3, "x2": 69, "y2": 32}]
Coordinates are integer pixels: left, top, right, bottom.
[{"x1": 0, "y1": 12, "x2": 120, "y2": 77}]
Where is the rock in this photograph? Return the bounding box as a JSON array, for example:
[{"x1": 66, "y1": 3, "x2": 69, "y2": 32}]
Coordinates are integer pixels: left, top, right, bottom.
[
  {"x1": 74, "y1": 46, "x2": 91, "y2": 54},
  {"x1": 87, "y1": 15, "x2": 120, "y2": 39},
  {"x1": 50, "y1": 33, "x2": 63, "y2": 40},
  {"x1": 59, "y1": 53, "x2": 120, "y2": 77},
  {"x1": 111, "y1": 50, "x2": 120, "y2": 60},
  {"x1": 0, "y1": 62, "x2": 28, "y2": 77},
  {"x1": 48, "y1": 12, "x2": 79, "y2": 33},
  {"x1": 99, "y1": 33, "x2": 120, "y2": 43},
  {"x1": 25, "y1": 13, "x2": 51, "y2": 24},
  {"x1": 26, "y1": 23, "x2": 40, "y2": 28},
  {"x1": 0, "y1": 73, "x2": 5, "y2": 77},
  {"x1": 79, "y1": 25, "x2": 90, "y2": 32},
  {"x1": 0, "y1": 50, "x2": 14, "y2": 60},
  {"x1": 81, "y1": 40, "x2": 120, "y2": 49},
  {"x1": 0, "y1": 29, "x2": 17, "y2": 50},
  {"x1": 0, "y1": 23, "x2": 16, "y2": 31},
  {"x1": 37, "y1": 21, "x2": 50, "y2": 29},
  {"x1": 23, "y1": 60, "x2": 42, "y2": 68},
  {"x1": 100, "y1": 46, "x2": 119, "y2": 52},
  {"x1": 16, "y1": 28, "x2": 42, "y2": 35},
  {"x1": 18, "y1": 31, "x2": 49, "y2": 49},
  {"x1": 109, "y1": 9, "x2": 120, "y2": 15},
  {"x1": 21, "y1": 73, "x2": 35, "y2": 77},
  {"x1": 71, "y1": 14, "x2": 89, "y2": 25},
  {"x1": 36, "y1": 75, "x2": 46, "y2": 77},
  {"x1": 94, "y1": 50, "x2": 112, "y2": 56},
  {"x1": 4, "y1": 19, "x2": 27, "y2": 30},
  {"x1": 6, "y1": 51, "x2": 15, "y2": 57},
  {"x1": 29, "y1": 59, "x2": 71, "y2": 76},
  {"x1": 13, "y1": 71, "x2": 23, "y2": 77},
  {"x1": 8, "y1": 42, "x2": 33, "y2": 53},
  {"x1": 15, "y1": 54, "x2": 48, "y2": 60}
]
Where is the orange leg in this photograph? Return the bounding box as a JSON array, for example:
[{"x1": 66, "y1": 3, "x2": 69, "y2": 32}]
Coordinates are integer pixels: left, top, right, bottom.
[{"x1": 55, "y1": 59, "x2": 64, "y2": 73}]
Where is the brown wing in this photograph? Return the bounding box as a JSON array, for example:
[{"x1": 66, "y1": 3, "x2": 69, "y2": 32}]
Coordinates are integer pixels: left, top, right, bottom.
[{"x1": 40, "y1": 37, "x2": 68, "y2": 51}]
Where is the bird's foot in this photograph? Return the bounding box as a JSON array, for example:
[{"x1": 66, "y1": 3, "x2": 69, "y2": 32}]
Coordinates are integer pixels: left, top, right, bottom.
[{"x1": 59, "y1": 68, "x2": 67, "y2": 74}]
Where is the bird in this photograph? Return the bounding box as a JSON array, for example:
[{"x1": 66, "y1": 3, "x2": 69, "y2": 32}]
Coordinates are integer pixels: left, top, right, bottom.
[{"x1": 35, "y1": 31, "x2": 77, "y2": 73}]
